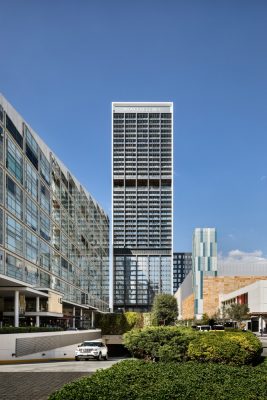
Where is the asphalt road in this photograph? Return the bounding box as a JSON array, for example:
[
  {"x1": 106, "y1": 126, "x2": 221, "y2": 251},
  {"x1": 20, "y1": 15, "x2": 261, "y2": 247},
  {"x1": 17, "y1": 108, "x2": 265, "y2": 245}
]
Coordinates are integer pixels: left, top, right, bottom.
[{"x1": 0, "y1": 358, "x2": 122, "y2": 400}]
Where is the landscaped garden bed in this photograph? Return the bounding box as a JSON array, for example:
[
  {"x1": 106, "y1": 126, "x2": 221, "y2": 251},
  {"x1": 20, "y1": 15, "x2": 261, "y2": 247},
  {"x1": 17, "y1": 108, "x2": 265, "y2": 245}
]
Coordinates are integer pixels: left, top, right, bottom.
[
  {"x1": 48, "y1": 358, "x2": 267, "y2": 400},
  {"x1": 123, "y1": 326, "x2": 262, "y2": 364}
]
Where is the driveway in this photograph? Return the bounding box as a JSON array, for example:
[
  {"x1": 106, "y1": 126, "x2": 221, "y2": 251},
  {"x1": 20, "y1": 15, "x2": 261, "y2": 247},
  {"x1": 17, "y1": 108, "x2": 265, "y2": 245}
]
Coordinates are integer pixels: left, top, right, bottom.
[
  {"x1": 257, "y1": 335, "x2": 267, "y2": 356},
  {"x1": 0, "y1": 358, "x2": 122, "y2": 400}
]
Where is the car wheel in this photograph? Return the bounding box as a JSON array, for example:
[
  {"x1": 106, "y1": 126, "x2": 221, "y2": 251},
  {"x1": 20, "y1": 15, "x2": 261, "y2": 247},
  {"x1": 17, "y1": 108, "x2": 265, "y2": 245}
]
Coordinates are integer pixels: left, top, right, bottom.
[
  {"x1": 105, "y1": 354, "x2": 108, "y2": 360},
  {"x1": 75, "y1": 356, "x2": 80, "y2": 361},
  {"x1": 98, "y1": 352, "x2": 102, "y2": 361}
]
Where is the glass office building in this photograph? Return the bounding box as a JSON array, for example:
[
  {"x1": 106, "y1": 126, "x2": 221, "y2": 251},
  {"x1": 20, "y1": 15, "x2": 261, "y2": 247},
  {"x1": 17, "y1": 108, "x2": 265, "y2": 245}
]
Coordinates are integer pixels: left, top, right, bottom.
[
  {"x1": 0, "y1": 95, "x2": 109, "y2": 327},
  {"x1": 173, "y1": 252, "x2": 192, "y2": 294},
  {"x1": 112, "y1": 102, "x2": 173, "y2": 311},
  {"x1": 192, "y1": 228, "x2": 217, "y2": 318}
]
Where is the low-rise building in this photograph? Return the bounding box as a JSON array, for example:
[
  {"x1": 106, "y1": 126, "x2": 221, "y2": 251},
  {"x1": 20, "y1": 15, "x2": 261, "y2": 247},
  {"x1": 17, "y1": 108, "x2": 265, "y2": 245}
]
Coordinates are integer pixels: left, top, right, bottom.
[
  {"x1": 221, "y1": 280, "x2": 267, "y2": 332},
  {"x1": 176, "y1": 260, "x2": 267, "y2": 332}
]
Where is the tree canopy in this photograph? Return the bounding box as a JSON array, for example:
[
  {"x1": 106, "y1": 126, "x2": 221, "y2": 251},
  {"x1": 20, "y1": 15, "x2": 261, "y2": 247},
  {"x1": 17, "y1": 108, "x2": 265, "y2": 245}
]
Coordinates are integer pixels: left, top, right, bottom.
[
  {"x1": 152, "y1": 294, "x2": 178, "y2": 326},
  {"x1": 226, "y1": 303, "x2": 250, "y2": 328}
]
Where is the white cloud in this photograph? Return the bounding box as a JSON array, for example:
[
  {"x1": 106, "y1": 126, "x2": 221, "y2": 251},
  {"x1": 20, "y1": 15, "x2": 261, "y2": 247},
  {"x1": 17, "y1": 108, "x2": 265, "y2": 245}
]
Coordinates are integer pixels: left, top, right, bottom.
[{"x1": 218, "y1": 249, "x2": 267, "y2": 263}]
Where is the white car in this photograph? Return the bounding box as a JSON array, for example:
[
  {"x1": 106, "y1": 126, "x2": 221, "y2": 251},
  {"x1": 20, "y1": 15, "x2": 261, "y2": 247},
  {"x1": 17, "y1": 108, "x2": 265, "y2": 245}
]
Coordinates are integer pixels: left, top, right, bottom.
[{"x1": 75, "y1": 340, "x2": 108, "y2": 361}]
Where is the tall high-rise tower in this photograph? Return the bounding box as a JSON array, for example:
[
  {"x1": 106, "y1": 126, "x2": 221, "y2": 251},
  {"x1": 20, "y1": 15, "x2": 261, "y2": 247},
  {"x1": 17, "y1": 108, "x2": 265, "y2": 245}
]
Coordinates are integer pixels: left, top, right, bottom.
[
  {"x1": 112, "y1": 102, "x2": 173, "y2": 311},
  {"x1": 192, "y1": 228, "x2": 217, "y2": 319}
]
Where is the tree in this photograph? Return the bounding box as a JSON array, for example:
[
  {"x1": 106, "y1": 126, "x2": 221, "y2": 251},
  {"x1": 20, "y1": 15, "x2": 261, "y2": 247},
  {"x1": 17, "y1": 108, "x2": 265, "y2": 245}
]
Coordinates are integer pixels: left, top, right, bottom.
[
  {"x1": 226, "y1": 303, "x2": 250, "y2": 328},
  {"x1": 152, "y1": 294, "x2": 178, "y2": 326},
  {"x1": 218, "y1": 305, "x2": 228, "y2": 325},
  {"x1": 201, "y1": 313, "x2": 210, "y2": 325}
]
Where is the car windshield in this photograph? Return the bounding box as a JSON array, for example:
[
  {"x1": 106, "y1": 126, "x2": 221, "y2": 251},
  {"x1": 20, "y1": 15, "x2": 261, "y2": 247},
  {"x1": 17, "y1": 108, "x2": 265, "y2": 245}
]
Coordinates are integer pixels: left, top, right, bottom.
[{"x1": 81, "y1": 342, "x2": 102, "y2": 347}]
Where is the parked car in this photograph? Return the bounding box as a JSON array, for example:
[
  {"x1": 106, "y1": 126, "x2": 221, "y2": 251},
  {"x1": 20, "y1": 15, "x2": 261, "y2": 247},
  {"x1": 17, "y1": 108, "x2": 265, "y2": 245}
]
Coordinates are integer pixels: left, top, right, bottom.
[
  {"x1": 195, "y1": 325, "x2": 211, "y2": 331},
  {"x1": 75, "y1": 340, "x2": 108, "y2": 361},
  {"x1": 211, "y1": 325, "x2": 225, "y2": 331}
]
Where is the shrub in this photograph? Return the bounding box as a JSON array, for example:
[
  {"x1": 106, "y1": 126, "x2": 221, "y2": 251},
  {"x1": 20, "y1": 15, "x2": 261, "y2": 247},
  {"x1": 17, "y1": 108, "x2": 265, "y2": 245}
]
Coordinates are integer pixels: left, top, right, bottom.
[
  {"x1": 187, "y1": 331, "x2": 262, "y2": 365},
  {"x1": 48, "y1": 359, "x2": 267, "y2": 400},
  {"x1": 95, "y1": 312, "x2": 143, "y2": 335},
  {"x1": 142, "y1": 312, "x2": 153, "y2": 327},
  {"x1": 124, "y1": 326, "x2": 262, "y2": 365},
  {"x1": 125, "y1": 311, "x2": 143, "y2": 329},
  {"x1": 123, "y1": 326, "x2": 196, "y2": 361},
  {"x1": 0, "y1": 327, "x2": 63, "y2": 334}
]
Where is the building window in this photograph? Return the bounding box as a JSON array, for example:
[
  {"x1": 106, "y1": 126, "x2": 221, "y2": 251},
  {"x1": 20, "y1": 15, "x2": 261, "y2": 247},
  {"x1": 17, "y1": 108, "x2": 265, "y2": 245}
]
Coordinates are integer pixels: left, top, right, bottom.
[
  {"x1": 61, "y1": 185, "x2": 68, "y2": 211},
  {"x1": 40, "y1": 211, "x2": 51, "y2": 242},
  {"x1": 25, "y1": 229, "x2": 39, "y2": 264},
  {"x1": 25, "y1": 196, "x2": 38, "y2": 232},
  {"x1": 52, "y1": 226, "x2": 60, "y2": 250},
  {"x1": 0, "y1": 168, "x2": 3, "y2": 204},
  {"x1": 6, "y1": 176, "x2": 23, "y2": 219},
  {"x1": 61, "y1": 257, "x2": 68, "y2": 280},
  {"x1": 0, "y1": 209, "x2": 3, "y2": 245},
  {"x1": 6, "y1": 138, "x2": 23, "y2": 184},
  {"x1": 25, "y1": 161, "x2": 38, "y2": 201},
  {"x1": 0, "y1": 105, "x2": 3, "y2": 123},
  {"x1": 51, "y1": 252, "x2": 60, "y2": 276},
  {"x1": 6, "y1": 215, "x2": 23, "y2": 255},
  {"x1": 61, "y1": 233, "x2": 68, "y2": 257},
  {"x1": 0, "y1": 249, "x2": 4, "y2": 274},
  {"x1": 0, "y1": 125, "x2": 4, "y2": 164},
  {"x1": 51, "y1": 276, "x2": 61, "y2": 291},
  {"x1": 25, "y1": 264, "x2": 39, "y2": 285},
  {"x1": 40, "y1": 240, "x2": 51, "y2": 270},
  {"x1": 40, "y1": 151, "x2": 50, "y2": 185},
  {"x1": 6, "y1": 114, "x2": 23, "y2": 148},
  {"x1": 40, "y1": 183, "x2": 50, "y2": 214},
  {"x1": 6, "y1": 254, "x2": 24, "y2": 280},
  {"x1": 40, "y1": 271, "x2": 50, "y2": 287},
  {"x1": 25, "y1": 125, "x2": 39, "y2": 170}
]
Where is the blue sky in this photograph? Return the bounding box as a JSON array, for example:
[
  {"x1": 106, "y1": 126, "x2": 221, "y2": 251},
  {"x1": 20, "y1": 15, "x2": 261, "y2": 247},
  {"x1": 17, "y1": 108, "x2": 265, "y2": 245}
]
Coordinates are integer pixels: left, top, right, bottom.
[{"x1": 1, "y1": 0, "x2": 267, "y2": 257}]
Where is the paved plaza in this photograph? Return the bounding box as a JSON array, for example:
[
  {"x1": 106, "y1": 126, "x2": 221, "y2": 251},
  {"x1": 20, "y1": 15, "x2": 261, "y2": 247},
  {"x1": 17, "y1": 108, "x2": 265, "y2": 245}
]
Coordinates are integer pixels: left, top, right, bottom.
[{"x1": 0, "y1": 359, "x2": 121, "y2": 400}]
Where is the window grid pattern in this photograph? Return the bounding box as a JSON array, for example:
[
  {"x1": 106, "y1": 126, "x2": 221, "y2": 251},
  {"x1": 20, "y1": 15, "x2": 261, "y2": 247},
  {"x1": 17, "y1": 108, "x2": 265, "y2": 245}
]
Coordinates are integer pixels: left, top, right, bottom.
[
  {"x1": 113, "y1": 106, "x2": 173, "y2": 310},
  {"x1": 114, "y1": 255, "x2": 172, "y2": 307},
  {"x1": 173, "y1": 252, "x2": 192, "y2": 293},
  {"x1": 0, "y1": 104, "x2": 109, "y2": 312}
]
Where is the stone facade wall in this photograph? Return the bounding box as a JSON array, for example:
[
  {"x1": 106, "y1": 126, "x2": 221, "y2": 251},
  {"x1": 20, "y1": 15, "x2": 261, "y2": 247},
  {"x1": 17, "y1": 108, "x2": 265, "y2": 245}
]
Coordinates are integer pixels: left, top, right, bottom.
[
  {"x1": 48, "y1": 292, "x2": 62, "y2": 313},
  {"x1": 181, "y1": 293, "x2": 194, "y2": 320},
  {"x1": 203, "y1": 276, "x2": 267, "y2": 317}
]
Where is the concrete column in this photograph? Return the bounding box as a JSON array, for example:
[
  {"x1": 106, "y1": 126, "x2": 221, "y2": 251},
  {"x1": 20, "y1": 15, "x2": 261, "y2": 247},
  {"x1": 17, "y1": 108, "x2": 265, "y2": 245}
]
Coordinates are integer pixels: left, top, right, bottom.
[
  {"x1": 91, "y1": 311, "x2": 95, "y2": 328},
  {"x1": 73, "y1": 306, "x2": 76, "y2": 329},
  {"x1": 14, "y1": 291, "x2": 19, "y2": 327},
  {"x1": 259, "y1": 316, "x2": 263, "y2": 334},
  {"x1": 36, "y1": 297, "x2": 40, "y2": 327},
  {"x1": 80, "y1": 308, "x2": 83, "y2": 328}
]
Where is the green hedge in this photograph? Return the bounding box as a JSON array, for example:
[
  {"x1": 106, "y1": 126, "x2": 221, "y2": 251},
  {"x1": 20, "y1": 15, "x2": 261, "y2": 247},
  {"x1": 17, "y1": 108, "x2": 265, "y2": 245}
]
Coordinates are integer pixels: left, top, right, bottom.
[
  {"x1": 123, "y1": 326, "x2": 197, "y2": 361},
  {"x1": 48, "y1": 359, "x2": 267, "y2": 400},
  {"x1": 0, "y1": 327, "x2": 63, "y2": 334},
  {"x1": 123, "y1": 326, "x2": 262, "y2": 365},
  {"x1": 95, "y1": 312, "x2": 143, "y2": 335},
  {"x1": 188, "y1": 331, "x2": 262, "y2": 365}
]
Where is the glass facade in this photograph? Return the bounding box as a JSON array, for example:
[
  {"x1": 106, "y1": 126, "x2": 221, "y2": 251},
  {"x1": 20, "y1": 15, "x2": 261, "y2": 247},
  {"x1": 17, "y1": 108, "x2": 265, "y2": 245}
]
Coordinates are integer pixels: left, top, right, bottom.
[
  {"x1": 0, "y1": 96, "x2": 109, "y2": 312},
  {"x1": 112, "y1": 103, "x2": 173, "y2": 311},
  {"x1": 192, "y1": 228, "x2": 217, "y2": 318},
  {"x1": 173, "y1": 252, "x2": 192, "y2": 293}
]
